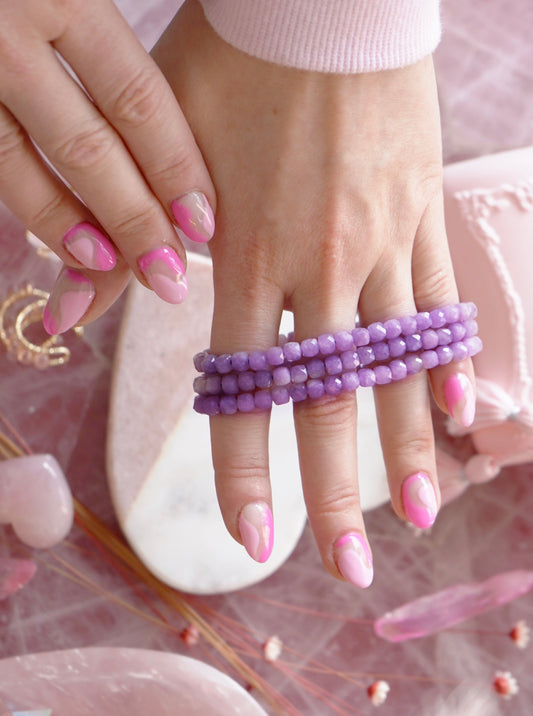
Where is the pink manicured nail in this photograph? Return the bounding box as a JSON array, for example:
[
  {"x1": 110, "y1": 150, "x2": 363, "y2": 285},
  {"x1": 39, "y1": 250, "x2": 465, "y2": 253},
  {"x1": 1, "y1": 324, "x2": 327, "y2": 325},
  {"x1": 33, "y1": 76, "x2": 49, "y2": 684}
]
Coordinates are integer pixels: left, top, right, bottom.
[
  {"x1": 238, "y1": 501, "x2": 273, "y2": 563},
  {"x1": 138, "y1": 246, "x2": 188, "y2": 304},
  {"x1": 444, "y1": 373, "x2": 476, "y2": 428},
  {"x1": 43, "y1": 268, "x2": 95, "y2": 335},
  {"x1": 402, "y1": 472, "x2": 438, "y2": 529},
  {"x1": 333, "y1": 533, "x2": 373, "y2": 588},
  {"x1": 171, "y1": 191, "x2": 215, "y2": 243},
  {"x1": 63, "y1": 222, "x2": 116, "y2": 271}
]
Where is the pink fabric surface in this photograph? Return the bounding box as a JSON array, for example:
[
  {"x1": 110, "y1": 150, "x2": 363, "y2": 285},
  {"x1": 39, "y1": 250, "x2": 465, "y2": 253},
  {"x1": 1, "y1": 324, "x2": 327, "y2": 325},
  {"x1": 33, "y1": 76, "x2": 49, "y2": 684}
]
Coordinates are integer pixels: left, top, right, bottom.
[{"x1": 1, "y1": 1, "x2": 533, "y2": 714}]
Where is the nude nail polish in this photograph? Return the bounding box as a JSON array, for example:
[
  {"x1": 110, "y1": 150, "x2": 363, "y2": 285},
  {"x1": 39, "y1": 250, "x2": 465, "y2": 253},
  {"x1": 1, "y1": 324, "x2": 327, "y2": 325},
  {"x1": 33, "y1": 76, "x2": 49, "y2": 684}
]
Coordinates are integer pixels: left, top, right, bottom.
[
  {"x1": 444, "y1": 373, "x2": 476, "y2": 428},
  {"x1": 334, "y1": 533, "x2": 373, "y2": 588},
  {"x1": 63, "y1": 222, "x2": 116, "y2": 271},
  {"x1": 171, "y1": 191, "x2": 215, "y2": 243},
  {"x1": 402, "y1": 472, "x2": 438, "y2": 529},
  {"x1": 138, "y1": 246, "x2": 188, "y2": 304},
  {"x1": 238, "y1": 501, "x2": 273, "y2": 563},
  {"x1": 43, "y1": 268, "x2": 95, "y2": 335}
]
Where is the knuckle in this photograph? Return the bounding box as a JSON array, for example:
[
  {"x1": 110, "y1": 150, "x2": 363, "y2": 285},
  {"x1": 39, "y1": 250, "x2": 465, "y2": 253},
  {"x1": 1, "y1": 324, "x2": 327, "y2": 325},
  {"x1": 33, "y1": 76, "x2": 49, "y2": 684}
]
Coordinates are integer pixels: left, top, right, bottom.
[
  {"x1": 387, "y1": 431, "x2": 434, "y2": 465},
  {"x1": 54, "y1": 118, "x2": 116, "y2": 170},
  {"x1": 0, "y1": 116, "x2": 25, "y2": 168},
  {"x1": 112, "y1": 68, "x2": 164, "y2": 128},
  {"x1": 415, "y1": 263, "x2": 456, "y2": 308},
  {"x1": 106, "y1": 203, "x2": 160, "y2": 241},
  {"x1": 215, "y1": 455, "x2": 269, "y2": 483},
  {"x1": 146, "y1": 150, "x2": 197, "y2": 185},
  {"x1": 296, "y1": 393, "x2": 355, "y2": 438},
  {"x1": 29, "y1": 190, "x2": 65, "y2": 229},
  {"x1": 313, "y1": 485, "x2": 359, "y2": 521}
]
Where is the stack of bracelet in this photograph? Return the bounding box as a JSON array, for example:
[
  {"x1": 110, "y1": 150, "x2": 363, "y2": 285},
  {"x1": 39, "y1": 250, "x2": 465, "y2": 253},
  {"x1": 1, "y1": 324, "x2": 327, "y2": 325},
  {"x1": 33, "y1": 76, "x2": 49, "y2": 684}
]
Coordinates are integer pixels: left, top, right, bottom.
[{"x1": 193, "y1": 302, "x2": 482, "y2": 415}]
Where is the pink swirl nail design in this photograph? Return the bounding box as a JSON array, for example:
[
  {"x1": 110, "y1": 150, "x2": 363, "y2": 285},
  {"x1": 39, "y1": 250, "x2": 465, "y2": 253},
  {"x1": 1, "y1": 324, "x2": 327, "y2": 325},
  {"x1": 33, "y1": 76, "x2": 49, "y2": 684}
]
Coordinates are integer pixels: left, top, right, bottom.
[
  {"x1": 238, "y1": 501, "x2": 274, "y2": 563},
  {"x1": 444, "y1": 372, "x2": 476, "y2": 427},
  {"x1": 171, "y1": 191, "x2": 215, "y2": 243},
  {"x1": 138, "y1": 246, "x2": 188, "y2": 304},
  {"x1": 401, "y1": 472, "x2": 438, "y2": 529},
  {"x1": 43, "y1": 269, "x2": 95, "y2": 335},
  {"x1": 334, "y1": 533, "x2": 373, "y2": 588},
  {"x1": 63, "y1": 222, "x2": 116, "y2": 271}
]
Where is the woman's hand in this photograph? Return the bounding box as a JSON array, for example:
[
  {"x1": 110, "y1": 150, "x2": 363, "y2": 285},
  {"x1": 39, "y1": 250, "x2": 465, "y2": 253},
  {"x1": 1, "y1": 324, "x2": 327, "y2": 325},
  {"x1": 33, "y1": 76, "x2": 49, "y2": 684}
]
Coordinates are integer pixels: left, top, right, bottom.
[
  {"x1": 0, "y1": 0, "x2": 215, "y2": 333},
  {"x1": 153, "y1": 1, "x2": 476, "y2": 586}
]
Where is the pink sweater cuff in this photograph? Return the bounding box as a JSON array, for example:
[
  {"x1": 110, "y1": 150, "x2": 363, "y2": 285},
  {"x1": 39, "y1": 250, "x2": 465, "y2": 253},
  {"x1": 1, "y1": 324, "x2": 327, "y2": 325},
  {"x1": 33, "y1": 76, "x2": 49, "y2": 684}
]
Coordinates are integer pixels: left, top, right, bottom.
[{"x1": 198, "y1": 0, "x2": 441, "y2": 74}]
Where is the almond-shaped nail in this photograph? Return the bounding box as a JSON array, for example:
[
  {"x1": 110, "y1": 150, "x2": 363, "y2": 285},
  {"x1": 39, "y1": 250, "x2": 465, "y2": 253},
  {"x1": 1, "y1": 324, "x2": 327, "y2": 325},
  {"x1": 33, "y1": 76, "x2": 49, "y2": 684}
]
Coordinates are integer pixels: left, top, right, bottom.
[
  {"x1": 334, "y1": 533, "x2": 373, "y2": 588},
  {"x1": 43, "y1": 268, "x2": 95, "y2": 335},
  {"x1": 171, "y1": 191, "x2": 215, "y2": 243},
  {"x1": 444, "y1": 372, "x2": 476, "y2": 428},
  {"x1": 402, "y1": 472, "x2": 438, "y2": 529},
  {"x1": 63, "y1": 222, "x2": 116, "y2": 271},
  {"x1": 238, "y1": 501, "x2": 273, "y2": 563},
  {"x1": 138, "y1": 246, "x2": 188, "y2": 304}
]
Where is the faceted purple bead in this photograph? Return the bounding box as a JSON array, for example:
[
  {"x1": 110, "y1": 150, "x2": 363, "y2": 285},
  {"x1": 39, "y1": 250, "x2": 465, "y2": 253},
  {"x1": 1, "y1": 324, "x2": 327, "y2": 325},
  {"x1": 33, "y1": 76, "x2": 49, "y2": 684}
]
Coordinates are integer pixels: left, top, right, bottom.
[
  {"x1": 469, "y1": 302, "x2": 478, "y2": 319},
  {"x1": 249, "y1": 350, "x2": 268, "y2": 371},
  {"x1": 389, "y1": 359, "x2": 407, "y2": 381},
  {"x1": 437, "y1": 327, "x2": 452, "y2": 346},
  {"x1": 415, "y1": 312, "x2": 432, "y2": 331},
  {"x1": 271, "y1": 386, "x2": 290, "y2": 405},
  {"x1": 291, "y1": 364, "x2": 308, "y2": 383},
  {"x1": 352, "y1": 327, "x2": 370, "y2": 347},
  {"x1": 358, "y1": 346, "x2": 375, "y2": 366},
  {"x1": 368, "y1": 322, "x2": 387, "y2": 343},
  {"x1": 374, "y1": 365, "x2": 392, "y2": 385},
  {"x1": 221, "y1": 374, "x2": 239, "y2": 394},
  {"x1": 193, "y1": 395, "x2": 204, "y2": 414},
  {"x1": 443, "y1": 303, "x2": 460, "y2": 324},
  {"x1": 405, "y1": 333, "x2": 422, "y2": 352},
  {"x1": 341, "y1": 371, "x2": 359, "y2": 392},
  {"x1": 341, "y1": 350, "x2": 359, "y2": 371},
  {"x1": 324, "y1": 355, "x2": 342, "y2": 375},
  {"x1": 373, "y1": 341, "x2": 390, "y2": 362},
  {"x1": 449, "y1": 322, "x2": 467, "y2": 342},
  {"x1": 317, "y1": 334, "x2": 336, "y2": 355},
  {"x1": 451, "y1": 341, "x2": 469, "y2": 362},
  {"x1": 307, "y1": 379, "x2": 325, "y2": 400},
  {"x1": 421, "y1": 350, "x2": 439, "y2": 370},
  {"x1": 464, "y1": 319, "x2": 478, "y2": 338},
  {"x1": 193, "y1": 376, "x2": 207, "y2": 394},
  {"x1": 307, "y1": 358, "x2": 325, "y2": 379},
  {"x1": 399, "y1": 315, "x2": 417, "y2": 334},
  {"x1": 220, "y1": 395, "x2": 238, "y2": 415},
  {"x1": 290, "y1": 384, "x2": 308, "y2": 402},
  {"x1": 324, "y1": 375, "x2": 342, "y2": 396},
  {"x1": 254, "y1": 390, "x2": 272, "y2": 411},
  {"x1": 203, "y1": 353, "x2": 217, "y2": 374},
  {"x1": 334, "y1": 330, "x2": 354, "y2": 351},
  {"x1": 384, "y1": 318, "x2": 402, "y2": 339},
  {"x1": 255, "y1": 370, "x2": 273, "y2": 389},
  {"x1": 389, "y1": 337, "x2": 406, "y2": 358},
  {"x1": 231, "y1": 351, "x2": 249, "y2": 372},
  {"x1": 237, "y1": 393, "x2": 255, "y2": 412},
  {"x1": 429, "y1": 308, "x2": 446, "y2": 329},
  {"x1": 283, "y1": 341, "x2": 301, "y2": 362},
  {"x1": 237, "y1": 371, "x2": 255, "y2": 392},
  {"x1": 205, "y1": 374, "x2": 222, "y2": 395},
  {"x1": 405, "y1": 354, "x2": 423, "y2": 375},
  {"x1": 301, "y1": 338, "x2": 319, "y2": 358},
  {"x1": 266, "y1": 346, "x2": 285, "y2": 366},
  {"x1": 273, "y1": 366, "x2": 290, "y2": 386},
  {"x1": 436, "y1": 345, "x2": 453, "y2": 365},
  {"x1": 203, "y1": 395, "x2": 221, "y2": 416},
  {"x1": 421, "y1": 329, "x2": 439, "y2": 350},
  {"x1": 465, "y1": 335, "x2": 483, "y2": 357},
  {"x1": 358, "y1": 368, "x2": 376, "y2": 388},
  {"x1": 215, "y1": 353, "x2": 232, "y2": 374},
  {"x1": 193, "y1": 350, "x2": 208, "y2": 372}
]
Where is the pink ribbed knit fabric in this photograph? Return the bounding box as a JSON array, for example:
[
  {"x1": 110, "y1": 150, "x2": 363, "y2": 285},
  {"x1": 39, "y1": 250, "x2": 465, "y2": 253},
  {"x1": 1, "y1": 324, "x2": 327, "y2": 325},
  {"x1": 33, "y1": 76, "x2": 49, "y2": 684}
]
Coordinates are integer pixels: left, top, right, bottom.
[{"x1": 198, "y1": 0, "x2": 441, "y2": 73}]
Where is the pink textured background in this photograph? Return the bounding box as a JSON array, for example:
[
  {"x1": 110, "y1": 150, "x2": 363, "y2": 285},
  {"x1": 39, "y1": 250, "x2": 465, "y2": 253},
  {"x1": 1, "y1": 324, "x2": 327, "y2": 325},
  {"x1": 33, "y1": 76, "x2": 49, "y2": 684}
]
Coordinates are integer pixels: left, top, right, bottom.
[{"x1": 1, "y1": 1, "x2": 532, "y2": 714}]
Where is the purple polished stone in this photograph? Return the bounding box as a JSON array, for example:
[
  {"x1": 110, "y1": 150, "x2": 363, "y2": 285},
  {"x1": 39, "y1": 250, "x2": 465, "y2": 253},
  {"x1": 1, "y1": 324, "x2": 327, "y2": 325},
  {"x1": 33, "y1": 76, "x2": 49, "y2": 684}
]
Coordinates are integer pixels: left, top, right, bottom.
[
  {"x1": 231, "y1": 351, "x2": 249, "y2": 372},
  {"x1": 437, "y1": 327, "x2": 452, "y2": 346},
  {"x1": 202, "y1": 353, "x2": 217, "y2": 374},
  {"x1": 266, "y1": 346, "x2": 285, "y2": 366},
  {"x1": 291, "y1": 364, "x2": 308, "y2": 383},
  {"x1": 255, "y1": 370, "x2": 273, "y2": 389},
  {"x1": 301, "y1": 337, "x2": 319, "y2": 358},
  {"x1": 340, "y1": 350, "x2": 359, "y2": 371},
  {"x1": 249, "y1": 350, "x2": 268, "y2": 371},
  {"x1": 384, "y1": 318, "x2": 402, "y2": 339},
  {"x1": 421, "y1": 350, "x2": 439, "y2": 370},
  {"x1": 358, "y1": 368, "x2": 376, "y2": 388},
  {"x1": 429, "y1": 308, "x2": 446, "y2": 329},
  {"x1": 374, "y1": 365, "x2": 392, "y2": 385},
  {"x1": 214, "y1": 353, "x2": 232, "y2": 374},
  {"x1": 368, "y1": 322, "x2": 387, "y2": 343},
  {"x1": 203, "y1": 395, "x2": 221, "y2": 416},
  {"x1": 237, "y1": 371, "x2": 255, "y2": 392},
  {"x1": 469, "y1": 302, "x2": 478, "y2": 319},
  {"x1": 307, "y1": 379, "x2": 325, "y2": 400},
  {"x1": 464, "y1": 319, "x2": 478, "y2": 338},
  {"x1": 272, "y1": 386, "x2": 290, "y2": 405},
  {"x1": 352, "y1": 326, "x2": 370, "y2": 347},
  {"x1": 283, "y1": 341, "x2": 301, "y2": 362},
  {"x1": 357, "y1": 346, "x2": 375, "y2": 366},
  {"x1": 237, "y1": 393, "x2": 255, "y2": 412},
  {"x1": 193, "y1": 376, "x2": 207, "y2": 394},
  {"x1": 334, "y1": 330, "x2": 354, "y2": 351},
  {"x1": 443, "y1": 303, "x2": 460, "y2": 324},
  {"x1": 465, "y1": 335, "x2": 483, "y2": 356},
  {"x1": 324, "y1": 375, "x2": 342, "y2": 396},
  {"x1": 415, "y1": 312, "x2": 432, "y2": 331},
  {"x1": 193, "y1": 395, "x2": 204, "y2": 414},
  {"x1": 273, "y1": 366, "x2": 290, "y2": 386},
  {"x1": 449, "y1": 322, "x2": 467, "y2": 342},
  {"x1": 193, "y1": 350, "x2": 208, "y2": 372},
  {"x1": 451, "y1": 341, "x2": 469, "y2": 362},
  {"x1": 389, "y1": 359, "x2": 407, "y2": 381},
  {"x1": 405, "y1": 333, "x2": 422, "y2": 352},
  {"x1": 325, "y1": 354, "x2": 342, "y2": 375},
  {"x1": 307, "y1": 358, "x2": 325, "y2": 379},
  {"x1": 290, "y1": 384, "x2": 308, "y2": 402},
  {"x1": 254, "y1": 390, "x2": 272, "y2": 411},
  {"x1": 436, "y1": 345, "x2": 453, "y2": 365},
  {"x1": 405, "y1": 354, "x2": 423, "y2": 375},
  {"x1": 221, "y1": 374, "x2": 239, "y2": 394},
  {"x1": 399, "y1": 315, "x2": 417, "y2": 334},
  {"x1": 389, "y1": 337, "x2": 406, "y2": 358},
  {"x1": 421, "y1": 329, "x2": 439, "y2": 350},
  {"x1": 373, "y1": 341, "x2": 390, "y2": 362},
  {"x1": 317, "y1": 333, "x2": 336, "y2": 355},
  {"x1": 220, "y1": 395, "x2": 238, "y2": 415},
  {"x1": 341, "y1": 371, "x2": 359, "y2": 392},
  {"x1": 205, "y1": 374, "x2": 222, "y2": 395}
]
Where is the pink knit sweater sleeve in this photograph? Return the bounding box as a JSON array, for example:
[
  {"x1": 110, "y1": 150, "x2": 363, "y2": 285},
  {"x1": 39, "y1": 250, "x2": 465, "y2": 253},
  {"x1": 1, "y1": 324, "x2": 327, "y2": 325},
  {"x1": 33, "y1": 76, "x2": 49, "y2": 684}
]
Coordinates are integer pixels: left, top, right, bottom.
[{"x1": 197, "y1": 0, "x2": 441, "y2": 73}]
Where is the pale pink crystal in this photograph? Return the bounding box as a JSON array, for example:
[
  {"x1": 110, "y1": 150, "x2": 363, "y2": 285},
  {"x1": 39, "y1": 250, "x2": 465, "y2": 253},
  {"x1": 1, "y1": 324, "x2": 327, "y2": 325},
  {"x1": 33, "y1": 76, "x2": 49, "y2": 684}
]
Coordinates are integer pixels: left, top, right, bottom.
[
  {"x1": 374, "y1": 570, "x2": 533, "y2": 642},
  {"x1": 0, "y1": 557, "x2": 37, "y2": 599}
]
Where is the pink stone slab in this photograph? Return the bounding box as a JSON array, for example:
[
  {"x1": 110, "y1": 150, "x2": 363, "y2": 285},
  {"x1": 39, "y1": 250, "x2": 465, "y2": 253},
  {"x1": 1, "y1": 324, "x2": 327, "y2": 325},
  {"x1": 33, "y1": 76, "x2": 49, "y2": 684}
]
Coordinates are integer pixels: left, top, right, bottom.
[{"x1": 0, "y1": 648, "x2": 267, "y2": 715}]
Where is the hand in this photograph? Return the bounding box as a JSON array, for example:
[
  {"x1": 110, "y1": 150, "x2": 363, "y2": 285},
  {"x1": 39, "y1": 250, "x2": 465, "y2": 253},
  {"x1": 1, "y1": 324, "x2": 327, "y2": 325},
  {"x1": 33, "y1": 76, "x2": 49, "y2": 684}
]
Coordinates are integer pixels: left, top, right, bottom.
[
  {"x1": 0, "y1": 0, "x2": 216, "y2": 334},
  {"x1": 153, "y1": 1, "x2": 477, "y2": 586}
]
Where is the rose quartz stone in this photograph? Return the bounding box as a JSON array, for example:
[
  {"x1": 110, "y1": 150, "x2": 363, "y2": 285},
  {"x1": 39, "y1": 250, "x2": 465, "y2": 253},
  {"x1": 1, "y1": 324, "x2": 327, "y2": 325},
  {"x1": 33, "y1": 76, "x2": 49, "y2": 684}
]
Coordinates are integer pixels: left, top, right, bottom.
[{"x1": 0, "y1": 558, "x2": 36, "y2": 600}]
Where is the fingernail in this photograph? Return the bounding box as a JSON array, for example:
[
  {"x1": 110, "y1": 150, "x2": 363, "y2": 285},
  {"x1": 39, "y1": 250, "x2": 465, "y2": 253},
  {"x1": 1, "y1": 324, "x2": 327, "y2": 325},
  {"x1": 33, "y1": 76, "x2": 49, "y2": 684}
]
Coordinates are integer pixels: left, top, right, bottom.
[
  {"x1": 63, "y1": 222, "x2": 116, "y2": 271},
  {"x1": 43, "y1": 268, "x2": 95, "y2": 335},
  {"x1": 238, "y1": 501, "x2": 273, "y2": 563},
  {"x1": 444, "y1": 372, "x2": 476, "y2": 428},
  {"x1": 138, "y1": 246, "x2": 188, "y2": 304},
  {"x1": 402, "y1": 472, "x2": 438, "y2": 529},
  {"x1": 333, "y1": 533, "x2": 373, "y2": 588},
  {"x1": 171, "y1": 191, "x2": 215, "y2": 243}
]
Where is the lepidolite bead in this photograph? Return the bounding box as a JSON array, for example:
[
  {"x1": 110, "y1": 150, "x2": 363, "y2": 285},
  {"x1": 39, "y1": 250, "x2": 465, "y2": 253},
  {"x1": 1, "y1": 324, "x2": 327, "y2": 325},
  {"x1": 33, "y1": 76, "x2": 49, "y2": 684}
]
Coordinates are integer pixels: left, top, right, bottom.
[
  {"x1": 405, "y1": 333, "x2": 422, "y2": 352},
  {"x1": 352, "y1": 326, "x2": 370, "y2": 346},
  {"x1": 215, "y1": 353, "x2": 232, "y2": 374},
  {"x1": 450, "y1": 322, "x2": 467, "y2": 342},
  {"x1": 255, "y1": 390, "x2": 272, "y2": 411},
  {"x1": 307, "y1": 358, "x2": 326, "y2": 379},
  {"x1": 291, "y1": 364, "x2": 308, "y2": 383},
  {"x1": 301, "y1": 338, "x2": 319, "y2": 357},
  {"x1": 341, "y1": 350, "x2": 359, "y2": 371},
  {"x1": 389, "y1": 337, "x2": 407, "y2": 358},
  {"x1": 205, "y1": 374, "x2": 222, "y2": 394},
  {"x1": 421, "y1": 329, "x2": 439, "y2": 350},
  {"x1": 289, "y1": 384, "x2": 307, "y2": 402},
  {"x1": 451, "y1": 341, "x2": 469, "y2": 362},
  {"x1": 373, "y1": 341, "x2": 390, "y2": 362},
  {"x1": 399, "y1": 315, "x2": 417, "y2": 334},
  {"x1": 238, "y1": 371, "x2": 255, "y2": 392},
  {"x1": 283, "y1": 341, "x2": 301, "y2": 362},
  {"x1": 324, "y1": 375, "x2": 343, "y2": 395},
  {"x1": 220, "y1": 395, "x2": 237, "y2": 415},
  {"x1": 405, "y1": 354, "x2": 423, "y2": 375},
  {"x1": 464, "y1": 319, "x2": 478, "y2": 338},
  {"x1": 193, "y1": 375, "x2": 207, "y2": 394},
  {"x1": 384, "y1": 318, "x2": 402, "y2": 339},
  {"x1": 273, "y1": 366, "x2": 290, "y2": 386},
  {"x1": 341, "y1": 371, "x2": 359, "y2": 392},
  {"x1": 374, "y1": 365, "x2": 392, "y2": 385},
  {"x1": 389, "y1": 359, "x2": 407, "y2": 381},
  {"x1": 465, "y1": 335, "x2": 483, "y2": 356},
  {"x1": 421, "y1": 350, "x2": 439, "y2": 369},
  {"x1": 203, "y1": 353, "x2": 217, "y2": 374},
  {"x1": 317, "y1": 333, "x2": 336, "y2": 355},
  {"x1": 436, "y1": 345, "x2": 453, "y2": 365},
  {"x1": 429, "y1": 308, "x2": 446, "y2": 329},
  {"x1": 325, "y1": 354, "x2": 343, "y2": 375},
  {"x1": 256, "y1": 370, "x2": 273, "y2": 389},
  {"x1": 437, "y1": 327, "x2": 453, "y2": 345},
  {"x1": 307, "y1": 379, "x2": 325, "y2": 400},
  {"x1": 443, "y1": 303, "x2": 460, "y2": 323},
  {"x1": 231, "y1": 351, "x2": 249, "y2": 372},
  {"x1": 368, "y1": 322, "x2": 387, "y2": 342},
  {"x1": 221, "y1": 374, "x2": 239, "y2": 394},
  {"x1": 415, "y1": 311, "x2": 432, "y2": 331},
  {"x1": 249, "y1": 350, "x2": 268, "y2": 371},
  {"x1": 237, "y1": 393, "x2": 255, "y2": 412},
  {"x1": 334, "y1": 330, "x2": 354, "y2": 351},
  {"x1": 358, "y1": 345, "x2": 375, "y2": 366},
  {"x1": 266, "y1": 346, "x2": 284, "y2": 366},
  {"x1": 203, "y1": 395, "x2": 221, "y2": 416},
  {"x1": 358, "y1": 368, "x2": 376, "y2": 387},
  {"x1": 194, "y1": 350, "x2": 208, "y2": 372},
  {"x1": 272, "y1": 386, "x2": 290, "y2": 405}
]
